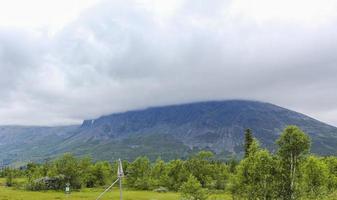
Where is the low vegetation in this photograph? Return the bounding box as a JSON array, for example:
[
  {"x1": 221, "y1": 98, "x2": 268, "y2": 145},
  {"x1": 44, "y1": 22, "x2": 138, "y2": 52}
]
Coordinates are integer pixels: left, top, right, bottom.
[{"x1": 1, "y1": 125, "x2": 337, "y2": 200}]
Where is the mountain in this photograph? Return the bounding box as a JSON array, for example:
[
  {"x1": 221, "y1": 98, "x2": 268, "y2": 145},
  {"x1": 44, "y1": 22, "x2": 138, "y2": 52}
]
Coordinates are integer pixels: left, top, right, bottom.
[
  {"x1": 0, "y1": 126, "x2": 78, "y2": 166},
  {"x1": 1, "y1": 100, "x2": 337, "y2": 165}
]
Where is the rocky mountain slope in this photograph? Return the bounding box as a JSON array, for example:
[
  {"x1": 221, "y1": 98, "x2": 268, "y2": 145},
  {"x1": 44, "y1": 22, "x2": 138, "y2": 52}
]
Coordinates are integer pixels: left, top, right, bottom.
[{"x1": 1, "y1": 100, "x2": 337, "y2": 165}]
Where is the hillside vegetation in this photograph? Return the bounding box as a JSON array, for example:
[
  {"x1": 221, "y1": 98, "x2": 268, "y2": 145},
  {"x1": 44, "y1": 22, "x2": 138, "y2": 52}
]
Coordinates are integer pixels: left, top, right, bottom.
[
  {"x1": 1, "y1": 125, "x2": 337, "y2": 199},
  {"x1": 1, "y1": 100, "x2": 337, "y2": 165}
]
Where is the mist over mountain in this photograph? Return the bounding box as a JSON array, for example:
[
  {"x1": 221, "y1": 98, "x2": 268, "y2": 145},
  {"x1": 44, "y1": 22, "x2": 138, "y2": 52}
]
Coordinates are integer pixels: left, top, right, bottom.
[{"x1": 1, "y1": 100, "x2": 337, "y2": 165}]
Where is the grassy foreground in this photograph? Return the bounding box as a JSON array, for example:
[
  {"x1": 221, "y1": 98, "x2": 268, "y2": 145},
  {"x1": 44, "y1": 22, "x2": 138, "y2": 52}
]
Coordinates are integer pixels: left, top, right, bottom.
[
  {"x1": 2, "y1": 178, "x2": 337, "y2": 200},
  {"x1": 0, "y1": 179, "x2": 230, "y2": 200}
]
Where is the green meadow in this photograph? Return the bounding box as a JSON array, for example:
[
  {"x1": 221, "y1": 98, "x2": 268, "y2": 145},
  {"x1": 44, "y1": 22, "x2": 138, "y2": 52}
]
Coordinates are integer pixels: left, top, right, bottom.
[
  {"x1": 0, "y1": 178, "x2": 230, "y2": 200},
  {"x1": 1, "y1": 186, "x2": 337, "y2": 200}
]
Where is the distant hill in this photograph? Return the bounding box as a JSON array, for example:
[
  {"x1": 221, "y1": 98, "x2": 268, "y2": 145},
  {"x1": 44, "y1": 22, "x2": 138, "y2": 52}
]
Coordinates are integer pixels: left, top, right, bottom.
[
  {"x1": 1, "y1": 100, "x2": 337, "y2": 165},
  {"x1": 0, "y1": 126, "x2": 78, "y2": 166}
]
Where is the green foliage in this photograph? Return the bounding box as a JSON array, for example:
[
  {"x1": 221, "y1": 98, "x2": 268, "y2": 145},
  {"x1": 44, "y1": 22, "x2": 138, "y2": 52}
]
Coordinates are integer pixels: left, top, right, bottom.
[
  {"x1": 53, "y1": 153, "x2": 82, "y2": 189},
  {"x1": 85, "y1": 161, "x2": 112, "y2": 187},
  {"x1": 277, "y1": 126, "x2": 311, "y2": 159},
  {"x1": 244, "y1": 129, "x2": 253, "y2": 158},
  {"x1": 185, "y1": 151, "x2": 215, "y2": 188},
  {"x1": 5, "y1": 169, "x2": 15, "y2": 187},
  {"x1": 25, "y1": 154, "x2": 113, "y2": 191},
  {"x1": 27, "y1": 175, "x2": 65, "y2": 191},
  {"x1": 180, "y1": 175, "x2": 209, "y2": 200},
  {"x1": 166, "y1": 159, "x2": 190, "y2": 191},
  {"x1": 232, "y1": 140, "x2": 277, "y2": 199},
  {"x1": 126, "y1": 157, "x2": 152, "y2": 190},
  {"x1": 227, "y1": 157, "x2": 239, "y2": 173},
  {"x1": 301, "y1": 156, "x2": 329, "y2": 198},
  {"x1": 1, "y1": 168, "x2": 23, "y2": 187},
  {"x1": 0, "y1": 185, "x2": 183, "y2": 200},
  {"x1": 211, "y1": 162, "x2": 229, "y2": 190},
  {"x1": 4, "y1": 125, "x2": 337, "y2": 200},
  {"x1": 194, "y1": 151, "x2": 214, "y2": 161},
  {"x1": 230, "y1": 126, "x2": 330, "y2": 200},
  {"x1": 119, "y1": 151, "x2": 229, "y2": 193},
  {"x1": 324, "y1": 156, "x2": 337, "y2": 192},
  {"x1": 150, "y1": 158, "x2": 168, "y2": 188},
  {"x1": 277, "y1": 125, "x2": 311, "y2": 200}
]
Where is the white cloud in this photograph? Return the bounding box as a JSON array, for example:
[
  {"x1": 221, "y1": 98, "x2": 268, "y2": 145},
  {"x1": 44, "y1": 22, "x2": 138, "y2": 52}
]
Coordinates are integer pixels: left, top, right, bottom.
[
  {"x1": 0, "y1": 0, "x2": 100, "y2": 34},
  {"x1": 0, "y1": 0, "x2": 337, "y2": 126},
  {"x1": 230, "y1": 0, "x2": 337, "y2": 25}
]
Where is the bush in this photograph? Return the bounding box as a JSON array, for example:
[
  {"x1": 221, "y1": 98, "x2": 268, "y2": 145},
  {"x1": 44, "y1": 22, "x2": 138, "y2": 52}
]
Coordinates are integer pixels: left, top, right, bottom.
[
  {"x1": 5, "y1": 170, "x2": 15, "y2": 187},
  {"x1": 26, "y1": 175, "x2": 66, "y2": 191},
  {"x1": 301, "y1": 156, "x2": 329, "y2": 198},
  {"x1": 180, "y1": 175, "x2": 208, "y2": 200}
]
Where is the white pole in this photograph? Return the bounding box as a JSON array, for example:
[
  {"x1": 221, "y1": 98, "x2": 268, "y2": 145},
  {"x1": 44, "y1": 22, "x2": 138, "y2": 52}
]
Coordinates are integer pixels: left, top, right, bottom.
[
  {"x1": 118, "y1": 159, "x2": 124, "y2": 200},
  {"x1": 119, "y1": 176, "x2": 122, "y2": 200}
]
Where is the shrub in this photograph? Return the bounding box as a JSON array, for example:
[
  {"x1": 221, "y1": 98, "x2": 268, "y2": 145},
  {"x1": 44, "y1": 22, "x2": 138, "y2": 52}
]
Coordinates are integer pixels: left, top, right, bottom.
[
  {"x1": 180, "y1": 175, "x2": 208, "y2": 200},
  {"x1": 27, "y1": 175, "x2": 66, "y2": 191}
]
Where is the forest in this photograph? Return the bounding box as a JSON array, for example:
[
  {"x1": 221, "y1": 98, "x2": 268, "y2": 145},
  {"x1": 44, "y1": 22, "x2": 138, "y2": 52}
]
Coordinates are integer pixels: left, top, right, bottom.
[{"x1": 1, "y1": 125, "x2": 337, "y2": 200}]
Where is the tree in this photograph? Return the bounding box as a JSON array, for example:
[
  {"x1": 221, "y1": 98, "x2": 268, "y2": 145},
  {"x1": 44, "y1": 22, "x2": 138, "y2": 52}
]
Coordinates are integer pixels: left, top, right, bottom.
[
  {"x1": 84, "y1": 158, "x2": 95, "y2": 187},
  {"x1": 5, "y1": 168, "x2": 15, "y2": 187},
  {"x1": 211, "y1": 162, "x2": 229, "y2": 190},
  {"x1": 166, "y1": 159, "x2": 189, "y2": 191},
  {"x1": 244, "y1": 129, "x2": 253, "y2": 158},
  {"x1": 151, "y1": 158, "x2": 168, "y2": 188},
  {"x1": 227, "y1": 157, "x2": 239, "y2": 173},
  {"x1": 126, "y1": 157, "x2": 151, "y2": 190},
  {"x1": 26, "y1": 162, "x2": 43, "y2": 183},
  {"x1": 276, "y1": 126, "x2": 311, "y2": 200},
  {"x1": 301, "y1": 156, "x2": 329, "y2": 198},
  {"x1": 87, "y1": 161, "x2": 112, "y2": 187},
  {"x1": 54, "y1": 153, "x2": 82, "y2": 189},
  {"x1": 232, "y1": 140, "x2": 277, "y2": 200},
  {"x1": 180, "y1": 175, "x2": 208, "y2": 200},
  {"x1": 185, "y1": 151, "x2": 214, "y2": 188},
  {"x1": 324, "y1": 156, "x2": 337, "y2": 192}
]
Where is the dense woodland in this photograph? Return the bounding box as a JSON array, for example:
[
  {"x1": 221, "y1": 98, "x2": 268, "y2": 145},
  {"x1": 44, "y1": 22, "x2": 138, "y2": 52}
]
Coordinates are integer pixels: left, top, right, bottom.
[{"x1": 1, "y1": 125, "x2": 337, "y2": 200}]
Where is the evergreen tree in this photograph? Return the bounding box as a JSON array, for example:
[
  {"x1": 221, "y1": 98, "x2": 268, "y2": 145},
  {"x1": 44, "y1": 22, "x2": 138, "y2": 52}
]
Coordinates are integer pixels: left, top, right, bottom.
[{"x1": 244, "y1": 129, "x2": 253, "y2": 158}]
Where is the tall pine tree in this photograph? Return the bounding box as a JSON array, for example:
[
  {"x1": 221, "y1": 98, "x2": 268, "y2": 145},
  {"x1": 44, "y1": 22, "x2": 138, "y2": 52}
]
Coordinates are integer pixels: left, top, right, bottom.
[{"x1": 244, "y1": 129, "x2": 253, "y2": 158}]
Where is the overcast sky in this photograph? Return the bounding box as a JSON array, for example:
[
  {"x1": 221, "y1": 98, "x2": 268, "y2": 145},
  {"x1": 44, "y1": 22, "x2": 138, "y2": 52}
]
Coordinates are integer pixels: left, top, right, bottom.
[{"x1": 0, "y1": 0, "x2": 337, "y2": 126}]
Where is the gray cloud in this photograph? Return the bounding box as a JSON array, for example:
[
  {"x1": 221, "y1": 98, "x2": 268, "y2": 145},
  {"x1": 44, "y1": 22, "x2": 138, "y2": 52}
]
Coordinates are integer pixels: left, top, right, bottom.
[{"x1": 0, "y1": 0, "x2": 337, "y2": 126}]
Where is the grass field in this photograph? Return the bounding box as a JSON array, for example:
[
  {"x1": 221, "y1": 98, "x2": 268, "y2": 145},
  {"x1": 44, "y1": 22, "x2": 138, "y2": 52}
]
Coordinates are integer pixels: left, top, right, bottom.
[
  {"x1": 2, "y1": 178, "x2": 337, "y2": 200},
  {"x1": 0, "y1": 178, "x2": 230, "y2": 200}
]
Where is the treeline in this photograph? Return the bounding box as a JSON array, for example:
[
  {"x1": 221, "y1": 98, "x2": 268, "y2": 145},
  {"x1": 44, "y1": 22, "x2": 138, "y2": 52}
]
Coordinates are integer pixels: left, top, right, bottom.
[
  {"x1": 1, "y1": 125, "x2": 337, "y2": 200},
  {"x1": 1, "y1": 155, "x2": 118, "y2": 190}
]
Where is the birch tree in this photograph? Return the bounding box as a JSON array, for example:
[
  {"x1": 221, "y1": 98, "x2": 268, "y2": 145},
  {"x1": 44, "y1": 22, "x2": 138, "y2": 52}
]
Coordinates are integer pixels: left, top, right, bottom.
[{"x1": 276, "y1": 126, "x2": 310, "y2": 200}]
